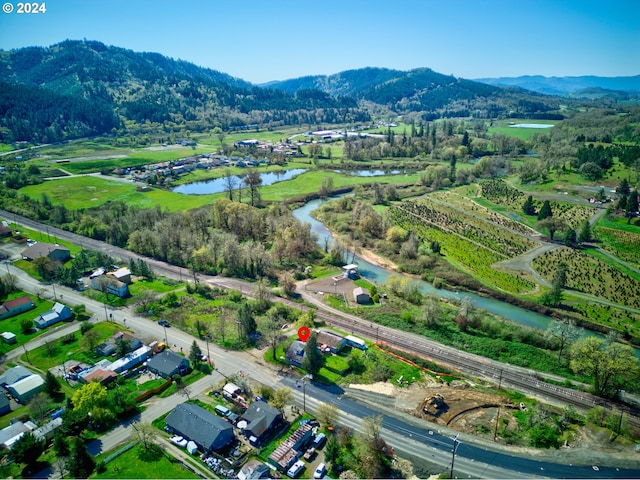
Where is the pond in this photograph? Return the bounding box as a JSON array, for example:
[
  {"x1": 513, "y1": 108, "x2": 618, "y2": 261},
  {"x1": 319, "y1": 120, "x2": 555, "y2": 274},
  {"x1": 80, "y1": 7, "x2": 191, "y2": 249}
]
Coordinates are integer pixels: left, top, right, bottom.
[
  {"x1": 332, "y1": 169, "x2": 406, "y2": 177},
  {"x1": 172, "y1": 168, "x2": 308, "y2": 195}
]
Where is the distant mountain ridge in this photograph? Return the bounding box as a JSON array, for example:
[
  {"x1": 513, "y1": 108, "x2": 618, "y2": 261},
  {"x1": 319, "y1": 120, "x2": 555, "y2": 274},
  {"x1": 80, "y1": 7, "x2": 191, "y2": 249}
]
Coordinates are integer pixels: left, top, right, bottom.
[
  {"x1": 1, "y1": 40, "x2": 564, "y2": 143},
  {"x1": 474, "y1": 75, "x2": 640, "y2": 95}
]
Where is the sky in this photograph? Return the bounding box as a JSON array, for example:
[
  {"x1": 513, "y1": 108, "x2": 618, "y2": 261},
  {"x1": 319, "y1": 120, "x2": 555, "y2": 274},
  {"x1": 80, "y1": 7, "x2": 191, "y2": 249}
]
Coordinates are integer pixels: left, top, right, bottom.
[{"x1": 0, "y1": 0, "x2": 638, "y2": 84}]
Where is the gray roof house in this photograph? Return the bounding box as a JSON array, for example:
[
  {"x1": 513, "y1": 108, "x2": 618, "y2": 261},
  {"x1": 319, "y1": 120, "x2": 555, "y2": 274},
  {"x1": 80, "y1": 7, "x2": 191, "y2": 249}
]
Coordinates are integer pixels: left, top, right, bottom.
[
  {"x1": 353, "y1": 286, "x2": 371, "y2": 304},
  {"x1": 147, "y1": 350, "x2": 190, "y2": 378},
  {"x1": 241, "y1": 400, "x2": 283, "y2": 444},
  {"x1": 34, "y1": 302, "x2": 73, "y2": 329},
  {"x1": 22, "y1": 242, "x2": 71, "y2": 262},
  {"x1": 285, "y1": 340, "x2": 306, "y2": 367},
  {"x1": 165, "y1": 403, "x2": 234, "y2": 453}
]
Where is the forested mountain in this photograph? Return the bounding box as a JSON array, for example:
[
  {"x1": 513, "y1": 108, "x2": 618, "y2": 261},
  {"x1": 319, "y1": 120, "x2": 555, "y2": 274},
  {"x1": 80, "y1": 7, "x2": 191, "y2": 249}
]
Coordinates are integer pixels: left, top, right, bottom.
[
  {"x1": 2, "y1": 40, "x2": 563, "y2": 143},
  {"x1": 475, "y1": 74, "x2": 640, "y2": 95},
  {"x1": 265, "y1": 67, "x2": 561, "y2": 119}
]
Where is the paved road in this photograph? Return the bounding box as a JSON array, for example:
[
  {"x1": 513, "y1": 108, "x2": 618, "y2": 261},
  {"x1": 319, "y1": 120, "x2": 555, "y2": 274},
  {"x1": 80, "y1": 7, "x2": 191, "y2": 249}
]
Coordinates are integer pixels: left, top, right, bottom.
[{"x1": 3, "y1": 214, "x2": 640, "y2": 478}]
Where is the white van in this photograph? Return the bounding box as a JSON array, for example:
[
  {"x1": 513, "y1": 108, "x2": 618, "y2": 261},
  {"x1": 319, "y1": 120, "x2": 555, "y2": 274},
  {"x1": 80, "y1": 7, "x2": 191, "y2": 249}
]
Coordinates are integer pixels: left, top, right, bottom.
[{"x1": 287, "y1": 460, "x2": 305, "y2": 478}]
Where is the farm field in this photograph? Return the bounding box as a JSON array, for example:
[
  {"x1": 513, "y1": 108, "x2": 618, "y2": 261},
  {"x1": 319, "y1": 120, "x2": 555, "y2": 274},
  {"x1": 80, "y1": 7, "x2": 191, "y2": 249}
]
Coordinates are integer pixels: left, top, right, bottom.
[
  {"x1": 390, "y1": 199, "x2": 538, "y2": 295},
  {"x1": 486, "y1": 119, "x2": 558, "y2": 140}
]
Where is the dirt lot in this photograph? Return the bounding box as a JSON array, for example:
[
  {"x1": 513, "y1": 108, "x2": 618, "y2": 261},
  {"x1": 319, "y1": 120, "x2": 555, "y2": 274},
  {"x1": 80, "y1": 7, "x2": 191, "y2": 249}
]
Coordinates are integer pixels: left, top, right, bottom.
[{"x1": 346, "y1": 381, "x2": 640, "y2": 467}]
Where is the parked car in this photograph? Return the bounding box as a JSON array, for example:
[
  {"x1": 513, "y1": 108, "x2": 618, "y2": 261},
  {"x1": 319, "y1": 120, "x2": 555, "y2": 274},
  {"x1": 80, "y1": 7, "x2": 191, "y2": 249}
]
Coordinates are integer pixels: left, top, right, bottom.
[
  {"x1": 287, "y1": 460, "x2": 305, "y2": 478},
  {"x1": 158, "y1": 320, "x2": 171, "y2": 327},
  {"x1": 313, "y1": 463, "x2": 326, "y2": 479}
]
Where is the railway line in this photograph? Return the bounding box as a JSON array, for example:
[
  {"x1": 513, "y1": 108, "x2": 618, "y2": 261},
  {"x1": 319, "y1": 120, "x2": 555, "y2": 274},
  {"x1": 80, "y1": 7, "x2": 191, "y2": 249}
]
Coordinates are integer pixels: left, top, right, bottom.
[{"x1": 3, "y1": 208, "x2": 639, "y2": 429}]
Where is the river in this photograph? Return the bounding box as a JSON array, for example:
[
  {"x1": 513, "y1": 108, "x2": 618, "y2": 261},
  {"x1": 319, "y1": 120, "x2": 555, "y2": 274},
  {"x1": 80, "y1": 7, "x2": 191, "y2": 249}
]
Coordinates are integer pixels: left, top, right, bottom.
[{"x1": 293, "y1": 197, "x2": 640, "y2": 358}]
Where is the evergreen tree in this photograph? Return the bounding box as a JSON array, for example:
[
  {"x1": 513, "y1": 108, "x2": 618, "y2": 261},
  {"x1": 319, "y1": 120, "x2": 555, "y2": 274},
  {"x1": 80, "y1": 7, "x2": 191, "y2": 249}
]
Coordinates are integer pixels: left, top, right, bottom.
[
  {"x1": 67, "y1": 438, "x2": 95, "y2": 479},
  {"x1": 522, "y1": 195, "x2": 536, "y2": 215},
  {"x1": 44, "y1": 370, "x2": 62, "y2": 399},
  {"x1": 537, "y1": 200, "x2": 553, "y2": 220},
  {"x1": 625, "y1": 191, "x2": 639, "y2": 224},
  {"x1": 578, "y1": 219, "x2": 592, "y2": 243},
  {"x1": 563, "y1": 228, "x2": 577, "y2": 247},
  {"x1": 189, "y1": 340, "x2": 202, "y2": 367},
  {"x1": 237, "y1": 302, "x2": 256, "y2": 343},
  {"x1": 9, "y1": 432, "x2": 45, "y2": 466},
  {"x1": 618, "y1": 178, "x2": 630, "y2": 196},
  {"x1": 302, "y1": 332, "x2": 323, "y2": 376}
]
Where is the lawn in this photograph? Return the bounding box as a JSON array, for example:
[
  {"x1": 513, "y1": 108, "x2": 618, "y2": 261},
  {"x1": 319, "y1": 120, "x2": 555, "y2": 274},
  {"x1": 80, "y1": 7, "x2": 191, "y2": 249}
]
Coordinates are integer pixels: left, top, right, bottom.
[
  {"x1": 20, "y1": 176, "x2": 215, "y2": 212},
  {"x1": 0, "y1": 294, "x2": 55, "y2": 351},
  {"x1": 94, "y1": 443, "x2": 199, "y2": 479},
  {"x1": 487, "y1": 119, "x2": 558, "y2": 140}
]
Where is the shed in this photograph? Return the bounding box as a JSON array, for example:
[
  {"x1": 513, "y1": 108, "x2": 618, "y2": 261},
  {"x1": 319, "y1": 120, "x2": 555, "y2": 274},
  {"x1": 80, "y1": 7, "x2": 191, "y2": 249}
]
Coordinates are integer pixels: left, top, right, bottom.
[
  {"x1": 238, "y1": 460, "x2": 271, "y2": 480},
  {"x1": 342, "y1": 263, "x2": 359, "y2": 279},
  {"x1": 8, "y1": 374, "x2": 44, "y2": 403},
  {"x1": 146, "y1": 350, "x2": 190, "y2": 378},
  {"x1": 1, "y1": 332, "x2": 16, "y2": 345},
  {"x1": 353, "y1": 286, "x2": 371, "y2": 304},
  {"x1": 165, "y1": 403, "x2": 234, "y2": 453}
]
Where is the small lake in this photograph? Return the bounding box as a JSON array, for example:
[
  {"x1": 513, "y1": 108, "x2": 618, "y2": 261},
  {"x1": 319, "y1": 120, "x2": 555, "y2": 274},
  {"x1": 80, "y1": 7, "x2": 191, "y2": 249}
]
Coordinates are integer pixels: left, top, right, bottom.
[
  {"x1": 173, "y1": 168, "x2": 307, "y2": 195},
  {"x1": 509, "y1": 124, "x2": 554, "y2": 129}
]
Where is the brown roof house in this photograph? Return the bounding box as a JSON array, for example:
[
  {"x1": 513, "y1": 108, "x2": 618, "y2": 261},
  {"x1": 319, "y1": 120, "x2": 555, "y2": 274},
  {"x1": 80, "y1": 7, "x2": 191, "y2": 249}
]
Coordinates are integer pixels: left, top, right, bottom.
[
  {"x1": 0, "y1": 295, "x2": 35, "y2": 320},
  {"x1": 22, "y1": 242, "x2": 71, "y2": 262},
  {"x1": 316, "y1": 330, "x2": 346, "y2": 353}
]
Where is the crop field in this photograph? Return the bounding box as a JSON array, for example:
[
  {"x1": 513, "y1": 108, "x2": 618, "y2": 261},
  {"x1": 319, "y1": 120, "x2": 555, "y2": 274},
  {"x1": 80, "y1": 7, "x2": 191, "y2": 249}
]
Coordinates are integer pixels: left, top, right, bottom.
[
  {"x1": 531, "y1": 246, "x2": 640, "y2": 310},
  {"x1": 390, "y1": 200, "x2": 537, "y2": 294},
  {"x1": 479, "y1": 179, "x2": 595, "y2": 229},
  {"x1": 595, "y1": 223, "x2": 640, "y2": 267}
]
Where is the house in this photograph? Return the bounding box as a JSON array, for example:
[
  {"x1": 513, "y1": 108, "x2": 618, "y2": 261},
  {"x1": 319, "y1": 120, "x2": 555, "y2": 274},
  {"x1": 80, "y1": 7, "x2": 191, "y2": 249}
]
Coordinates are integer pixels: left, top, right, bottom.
[
  {"x1": 165, "y1": 403, "x2": 234, "y2": 453},
  {"x1": 79, "y1": 368, "x2": 118, "y2": 385},
  {"x1": 108, "y1": 267, "x2": 132, "y2": 284},
  {"x1": 238, "y1": 460, "x2": 271, "y2": 480},
  {"x1": 240, "y1": 400, "x2": 283, "y2": 445},
  {"x1": 1, "y1": 332, "x2": 16, "y2": 345},
  {"x1": 0, "y1": 295, "x2": 35, "y2": 320},
  {"x1": 34, "y1": 302, "x2": 73, "y2": 329},
  {"x1": 91, "y1": 275, "x2": 130, "y2": 298},
  {"x1": 8, "y1": 374, "x2": 45, "y2": 403},
  {"x1": 353, "y1": 287, "x2": 371, "y2": 304},
  {"x1": 21, "y1": 242, "x2": 71, "y2": 262},
  {"x1": 0, "y1": 420, "x2": 36, "y2": 449},
  {"x1": 316, "y1": 330, "x2": 346, "y2": 353},
  {"x1": 107, "y1": 345, "x2": 151, "y2": 374},
  {"x1": 268, "y1": 423, "x2": 313, "y2": 471},
  {"x1": 286, "y1": 340, "x2": 306, "y2": 367},
  {"x1": 33, "y1": 417, "x2": 63, "y2": 443},
  {"x1": 0, "y1": 366, "x2": 33, "y2": 386},
  {"x1": 146, "y1": 350, "x2": 190, "y2": 378}
]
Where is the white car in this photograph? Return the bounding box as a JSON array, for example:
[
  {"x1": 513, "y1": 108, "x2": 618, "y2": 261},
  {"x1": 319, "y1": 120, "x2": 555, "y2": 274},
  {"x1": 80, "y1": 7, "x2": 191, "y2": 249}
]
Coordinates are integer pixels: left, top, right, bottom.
[
  {"x1": 313, "y1": 463, "x2": 326, "y2": 479},
  {"x1": 287, "y1": 460, "x2": 305, "y2": 478}
]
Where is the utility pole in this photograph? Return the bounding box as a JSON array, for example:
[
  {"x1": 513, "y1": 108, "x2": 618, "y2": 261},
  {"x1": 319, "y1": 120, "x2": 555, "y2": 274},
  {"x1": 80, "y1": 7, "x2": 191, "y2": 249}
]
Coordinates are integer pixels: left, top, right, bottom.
[{"x1": 450, "y1": 434, "x2": 461, "y2": 479}]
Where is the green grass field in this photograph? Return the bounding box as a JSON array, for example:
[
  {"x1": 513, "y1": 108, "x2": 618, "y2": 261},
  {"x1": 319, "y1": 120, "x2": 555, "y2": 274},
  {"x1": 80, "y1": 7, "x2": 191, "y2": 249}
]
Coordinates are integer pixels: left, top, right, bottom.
[{"x1": 487, "y1": 119, "x2": 557, "y2": 140}]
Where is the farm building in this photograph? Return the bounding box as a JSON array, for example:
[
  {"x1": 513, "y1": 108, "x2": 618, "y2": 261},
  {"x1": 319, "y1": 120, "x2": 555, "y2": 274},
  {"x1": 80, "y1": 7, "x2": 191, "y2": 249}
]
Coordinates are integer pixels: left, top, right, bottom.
[
  {"x1": 146, "y1": 350, "x2": 190, "y2": 378},
  {"x1": 0, "y1": 395, "x2": 10, "y2": 416},
  {"x1": 7, "y1": 374, "x2": 45, "y2": 403},
  {"x1": 21, "y1": 242, "x2": 71, "y2": 262},
  {"x1": 165, "y1": 403, "x2": 234, "y2": 453},
  {"x1": 0, "y1": 420, "x2": 36, "y2": 449},
  {"x1": 0, "y1": 295, "x2": 35, "y2": 320},
  {"x1": 353, "y1": 286, "x2": 371, "y2": 304},
  {"x1": 34, "y1": 302, "x2": 73, "y2": 329}
]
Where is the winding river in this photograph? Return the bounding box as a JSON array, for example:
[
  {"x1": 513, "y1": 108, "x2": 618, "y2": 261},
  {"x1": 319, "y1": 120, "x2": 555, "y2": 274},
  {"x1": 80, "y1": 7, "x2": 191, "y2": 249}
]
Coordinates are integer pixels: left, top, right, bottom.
[{"x1": 293, "y1": 197, "x2": 640, "y2": 358}]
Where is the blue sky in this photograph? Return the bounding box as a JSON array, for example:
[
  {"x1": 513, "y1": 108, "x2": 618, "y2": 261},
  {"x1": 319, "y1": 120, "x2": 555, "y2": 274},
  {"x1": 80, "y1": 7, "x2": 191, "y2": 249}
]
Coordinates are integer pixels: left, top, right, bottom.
[{"x1": 0, "y1": 0, "x2": 638, "y2": 84}]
